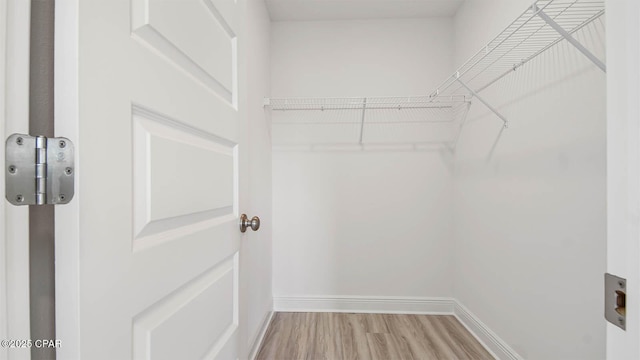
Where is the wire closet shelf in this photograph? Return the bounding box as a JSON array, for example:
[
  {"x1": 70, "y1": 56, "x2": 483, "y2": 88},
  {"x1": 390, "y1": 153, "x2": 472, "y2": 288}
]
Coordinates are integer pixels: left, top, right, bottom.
[
  {"x1": 264, "y1": 0, "x2": 606, "y2": 143},
  {"x1": 431, "y1": 0, "x2": 605, "y2": 117}
]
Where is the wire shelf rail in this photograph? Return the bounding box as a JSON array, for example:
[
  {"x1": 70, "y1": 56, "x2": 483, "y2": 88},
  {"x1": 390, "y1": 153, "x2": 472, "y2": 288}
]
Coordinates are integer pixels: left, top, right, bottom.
[
  {"x1": 265, "y1": 96, "x2": 471, "y2": 146},
  {"x1": 265, "y1": 95, "x2": 469, "y2": 112}
]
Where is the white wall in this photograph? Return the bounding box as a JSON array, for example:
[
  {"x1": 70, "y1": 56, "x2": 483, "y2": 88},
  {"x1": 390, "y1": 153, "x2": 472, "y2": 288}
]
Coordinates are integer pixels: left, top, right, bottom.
[
  {"x1": 271, "y1": 18, "x2": 456, "y2": 300},
  {"x1": 271, "y1": 19, "x2": 453, "y2": 97},
  {"x1": 243, "y1": 0, "x2": 272, "y2": 354},
  {"x1": 273, "y1": 151, "x2": 454, "y2": 298},
  {"x1": 605, "y1": 0, "x2": 640, "y2": 358},
  {"x1": 453, "y1": 1, "x2": 606, "y2": 359}
]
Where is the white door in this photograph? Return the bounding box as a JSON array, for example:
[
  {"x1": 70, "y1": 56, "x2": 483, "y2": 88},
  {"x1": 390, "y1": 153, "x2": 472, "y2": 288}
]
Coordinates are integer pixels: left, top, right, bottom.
[
  {"x1": 55, "y1": 0, "x2": 247, "y2": 359},
  {"x1": 1, "y1": 1, "x2": 32, "y2": 359}
]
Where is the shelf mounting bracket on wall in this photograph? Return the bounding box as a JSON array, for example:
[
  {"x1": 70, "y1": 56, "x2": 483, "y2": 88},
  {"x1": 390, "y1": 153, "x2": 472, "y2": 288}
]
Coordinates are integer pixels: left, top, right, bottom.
[
  {"x1": 533, "y1": 4, "x2": 606, "y2": 72},
  {"x1": 455, "y1": 74, "x2": 509, "y2": 128},
  {"x1": 358, "y1": 98, "x2": 367, "y2": 145}
]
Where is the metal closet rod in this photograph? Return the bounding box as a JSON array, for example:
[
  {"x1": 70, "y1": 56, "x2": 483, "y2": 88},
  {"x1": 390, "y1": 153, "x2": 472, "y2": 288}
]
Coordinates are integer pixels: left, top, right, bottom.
[
  {"x1": 263, "y1": 95, "x2": 471, "y2": 110},
  {"x1": 265, "y1": 96, "x2": 471, "y2": 146},
  {"x1": 269, "y1": 105, "x2": 457, "y2": 111}
]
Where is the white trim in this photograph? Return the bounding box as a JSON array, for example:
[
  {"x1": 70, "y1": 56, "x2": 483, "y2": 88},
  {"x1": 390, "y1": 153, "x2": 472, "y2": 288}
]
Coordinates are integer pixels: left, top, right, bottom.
[
  {"x1": 248, "y1": 311, "x2": 274, "y2": 360},
  {"x1": 55, "y1": 0, "x2": 81, "y2": 358},
  {"x1": 605, "y1": 1, "x2": 640, "y2": 358},
  {"x1": 2, "y1": 1, "x2": 31, "y2": 360},
  {"x1": 273, "y1": 295, "x2": 455, "y2": 314},
  {"x1": 453, "y1": 300, "x2": 523, "y2": 360},
  {"x1": 0, "y1": 1, "x2": 7, "y2": 357}
]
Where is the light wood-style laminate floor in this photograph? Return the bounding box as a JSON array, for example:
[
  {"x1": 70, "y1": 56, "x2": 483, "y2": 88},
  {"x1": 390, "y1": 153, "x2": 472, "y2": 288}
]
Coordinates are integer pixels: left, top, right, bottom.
[{"x1": 256, "y1": 313, "x2": 494, "y2": 360}]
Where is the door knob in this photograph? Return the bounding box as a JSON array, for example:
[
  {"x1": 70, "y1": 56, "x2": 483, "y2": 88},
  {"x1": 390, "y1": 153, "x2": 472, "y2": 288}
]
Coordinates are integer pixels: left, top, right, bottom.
[{"x1": 239, "y1": 214, "x2": 260, "y2": 233}]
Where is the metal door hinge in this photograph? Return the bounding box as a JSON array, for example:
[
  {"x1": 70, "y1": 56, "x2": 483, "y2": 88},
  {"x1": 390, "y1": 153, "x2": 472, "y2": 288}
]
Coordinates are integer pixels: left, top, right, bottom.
[
  {"x1": 605, "y1": 273, "x2": 626, "y2": 330},
  {"x1": 5, "y1": 134, "x2": 74, "y2": 205}
]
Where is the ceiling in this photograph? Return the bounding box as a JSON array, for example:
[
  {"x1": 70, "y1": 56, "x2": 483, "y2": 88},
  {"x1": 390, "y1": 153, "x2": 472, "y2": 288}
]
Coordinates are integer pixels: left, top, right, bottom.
[{"x1": 265, "y1": 0, "x2": 467, "y2": 21}]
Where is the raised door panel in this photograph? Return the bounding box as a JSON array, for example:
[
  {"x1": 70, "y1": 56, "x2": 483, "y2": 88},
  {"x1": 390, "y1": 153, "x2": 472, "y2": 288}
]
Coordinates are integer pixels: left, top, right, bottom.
[
  {"x1": 132, "y1": 106, "x2": 237, "y2": 252},
  {"x1": 131, "y1": 0, "x2": 237, "y2": 103},
  {"x1": 133, "y1": 255, "x2": 239, "y2": 360}
]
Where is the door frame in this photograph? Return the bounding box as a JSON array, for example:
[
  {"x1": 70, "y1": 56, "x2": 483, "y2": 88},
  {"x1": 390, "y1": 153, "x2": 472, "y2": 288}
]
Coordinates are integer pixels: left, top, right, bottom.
[
  {"x1": 1, "y1": 0, "x2": 32, "y2": 359},
  {"x1": 605, "y1": 0, "x2": 640, "y2": 358},
  {"x1": 54, "y1": 0, "x2": 87, "y2": 357}
]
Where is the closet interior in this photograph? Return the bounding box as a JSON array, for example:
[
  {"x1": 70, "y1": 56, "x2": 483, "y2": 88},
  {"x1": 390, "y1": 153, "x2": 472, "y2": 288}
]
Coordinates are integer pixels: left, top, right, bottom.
[{"x1": 262, "y1": 0, "x2": 607, "y2": 359}]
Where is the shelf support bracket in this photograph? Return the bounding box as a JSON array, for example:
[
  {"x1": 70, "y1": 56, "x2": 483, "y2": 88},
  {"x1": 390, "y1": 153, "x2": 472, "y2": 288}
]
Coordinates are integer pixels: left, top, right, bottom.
[
  {"x1": 452, "y1": 102, "x2": 472, "y2": 151},
  {"x1": 359, "y1": 98, "x2": 367, "y2": 145},
  {"x1": 456, "y1": 77, "x2": 508, "y2": 128},
  {"x1": 534, "y1": 5, "x2": 606, "y2": 72}
]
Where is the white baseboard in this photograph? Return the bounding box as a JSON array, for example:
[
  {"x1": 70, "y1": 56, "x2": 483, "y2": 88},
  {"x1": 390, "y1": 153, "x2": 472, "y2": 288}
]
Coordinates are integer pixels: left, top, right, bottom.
[
  {"x1": 453, "y1": 300, "x2": 523, "y2": 360},
  {"x1": 273, "y1": 295, "x2": 455, "y2": 314},
  {"x1": 248, "y1": 311, "x2": 274, "y2": 360},
  {"x1": 272, "y1": 295, "x2": 521, "y2": 360}
]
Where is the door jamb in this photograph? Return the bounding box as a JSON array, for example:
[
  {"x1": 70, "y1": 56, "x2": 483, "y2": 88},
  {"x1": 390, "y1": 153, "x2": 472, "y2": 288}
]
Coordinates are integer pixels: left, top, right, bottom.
[
  {"x1": 2, "y1": 0, "x2": 33, "y2": 359},
  {"x1": 53, "y1": 0, "x2": 81, "y2": 358}
]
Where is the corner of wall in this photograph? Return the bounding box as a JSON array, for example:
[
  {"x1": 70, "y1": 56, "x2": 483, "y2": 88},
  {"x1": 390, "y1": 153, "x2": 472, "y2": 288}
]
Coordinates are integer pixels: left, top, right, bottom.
[
  {"x1": 248, "y1": 310, "x2": 275, "y2": 360},
  {"x1": 453, "y1": 300, "x2": 523, "y2": 360}
]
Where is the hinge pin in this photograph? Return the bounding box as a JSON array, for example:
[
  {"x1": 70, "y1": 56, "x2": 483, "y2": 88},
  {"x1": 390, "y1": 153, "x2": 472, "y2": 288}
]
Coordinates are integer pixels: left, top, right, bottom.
[{"x1": 35, "y1": 136, "x2": 47, "y2": 205}]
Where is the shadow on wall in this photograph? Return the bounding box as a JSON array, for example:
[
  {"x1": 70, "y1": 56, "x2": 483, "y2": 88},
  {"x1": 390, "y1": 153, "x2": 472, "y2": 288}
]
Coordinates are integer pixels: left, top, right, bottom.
[
  {"x1": 457, "y1": 15, "x2": 606, "y2": 162},
  {"x1": 273, "y1": 142, "x2": 457, "y2": 176},
  {"x1": 452, "y1": 15, "x2": 606, "y2": 360},
  {"x1": 268, "y1": 97, "x2": 472, "y2": 176}
]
